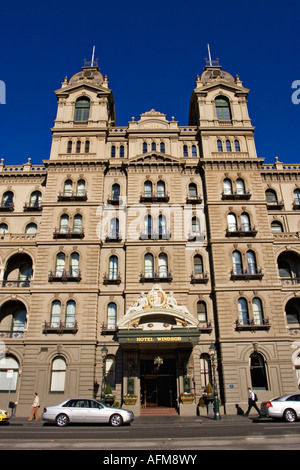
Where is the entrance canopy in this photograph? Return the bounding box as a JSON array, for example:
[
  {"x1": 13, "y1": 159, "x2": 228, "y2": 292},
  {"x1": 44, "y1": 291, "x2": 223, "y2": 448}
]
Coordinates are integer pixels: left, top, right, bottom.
[{"x1": 117, "y1": 285, "x2": 200, "y2": 347}]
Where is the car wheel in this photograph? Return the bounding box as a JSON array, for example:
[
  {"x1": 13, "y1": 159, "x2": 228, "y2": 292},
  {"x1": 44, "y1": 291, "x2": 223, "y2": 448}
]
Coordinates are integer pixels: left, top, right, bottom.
[
  {"x1": 283, "y1": 409, "x2": 297, "y2": 423},
  {"x1": 56, "y1": 413, "x2": 69, "y2": 427},
  {"x1": 110, "y1": 413, "x2": 123, "y2": 427}
]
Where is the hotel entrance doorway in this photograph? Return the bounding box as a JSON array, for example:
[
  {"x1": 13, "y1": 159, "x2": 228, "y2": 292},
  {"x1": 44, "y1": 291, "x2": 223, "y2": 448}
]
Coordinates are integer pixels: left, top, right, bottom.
[{"x1": 140, "y1": 358, "x2": 177, "y2": 408}]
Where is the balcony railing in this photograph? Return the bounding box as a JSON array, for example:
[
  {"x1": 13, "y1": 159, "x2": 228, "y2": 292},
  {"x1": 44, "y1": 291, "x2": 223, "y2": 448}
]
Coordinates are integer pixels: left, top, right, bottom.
[
  {"x1": 266, "y1": 200, "x2": 284, "y2": 210},
  {"x1": 0, "y1": 202, "x2": 14, "y2": 211},
  {"x1": 140, "y1": 231, "x2": 171, "y2": 240},
  {"x1": 186, "y1": 195, "x2": 203, "y2": 204},
  {"x1": 101, "y1": 322, "x2": 117, "y2": 334},
  {"x1": 280, "y1": 277, "x2": 300, "y2": 285},
  {"x1": 106, "y1": 196, "x2": 123, "y2": 205},
  {"x1": 103, "y1": 273, "x2": 121, "y2": 285},
  {"x1": 23, "y1": 202, "x2": 42, "y2": 211},
  {"x1": 140, "y1": 192, "x2": 170, "y2": 203},
  {"x1": 222, "y1": 190, "x2": 251, "y2": 200},
  {"x1": 2, "y1": 280, "x2": 30, "y2": 287},
  {"x1": 53, "y1": 228, "x2": 84, "y2": 239},
  {"x1": 140, "y1": 271, "x2": 173, "y2": 283},
  {"x1": 105, "y1": 232, "x2": 122, "y2": 242},
  {"x1": 235, "y1": 318, "x2": 270, "y2": 331},
  {"x1": 43, "y1": 321, "x2": 78, "y2": 334},
  {"x1": 57, "y1": 191, "x2": 87, "y2": 201},
  {"x1": 226, "y1": 226, "x2": 257, "y2": 237},
  {"x1": 230, "y1": 268, "x2": 263, "y2": 280},
  {"x1": 0, "y1": 330, "x2": 25, "y2": 338},
  {"x1": 190, "y1": 272, "x2": 209, "y2": 284},
  {"x1": 48, "y1": 270, "x2": 81, "y2": 282},
  {"x1": 197, "y1": 321, "x2": 213, "y2": 333},
  {"x1": 187, "y1": 231, "x2": 205, "y2": 241}
]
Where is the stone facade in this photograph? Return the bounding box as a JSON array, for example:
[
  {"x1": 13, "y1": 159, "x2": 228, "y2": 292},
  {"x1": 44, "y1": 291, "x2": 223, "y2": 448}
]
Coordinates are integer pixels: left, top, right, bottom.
[{"x1": 0, "y1": 59, "x2": 299, "y2": 417}]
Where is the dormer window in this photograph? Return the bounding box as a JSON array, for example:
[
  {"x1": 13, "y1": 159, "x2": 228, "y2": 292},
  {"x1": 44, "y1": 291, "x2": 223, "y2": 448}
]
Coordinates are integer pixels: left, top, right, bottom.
[
  {"x1": 215, "y1": 97, "x2": 231, "y2": 121},
  {"x1": 74, "y1": 97, "x2": 90, "y2": 122}
]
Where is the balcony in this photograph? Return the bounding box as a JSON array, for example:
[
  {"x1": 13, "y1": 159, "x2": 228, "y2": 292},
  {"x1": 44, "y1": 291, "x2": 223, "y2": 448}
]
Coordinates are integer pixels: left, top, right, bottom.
[
  {"x1": 107, "y1": 196, "x2": 123, "y2": 206},
  {"x1": 197, "y1": 321, "x2": 213, "y2": 333},
  {"x1": 0, "y1": 330, "x2": 24, "y2": 339},
  {"x1": 266, "y1": 200, "x2": 284, "y2": 210},
  {"x1": 235, "y1": 318, "x2": 270, "y2": 331},
  {"x1": 104, "y1": 232, "x2": 122, "y2": 242},
  {"x1": 186, "y1": 195, "x2": 203, "y2": 204},
  {"x1": 103, "y1": 273, "x2": 121, "y2": 285},
  {"x1": 140, "y1": 271, "x2": 173, "y2": 283},
  {"x1": 230, "y1": 268, "x2": 263, "y2": 280},
  {"x1": 293, "y1": 201, "x2": 300, "y2": 210},
  {"x1": 48, "y1": 270, "x2": 81, "y2": 282},
  {"x1": 57, "y1": 191, "x2": 87, "y2": 201},
  {"x1": 2, "y1": 280, "x2": 30, "y2": 288},
  {"x1": 0, "y1": 202, "x2": 14, "y2": 212},
  {"x1": 43, "y1": 321, "x2": 78, "y2": 335},
  {"x1": 53, "y1": 228, "x2": 84, "y2": 239},
  {"x1": 140, "y1": 231, "x2": 171, "y2": 240},
  {"x1": 140, "y1": 192, "x2": 170, "y2": 203},
  {"x1": 187, "y1": 231, "x2": 205, "y2": 241},
  {"x1": 222, "y1": 190, "x2": 251, "y2": 200},
  {"x1": 101, "y1": 322, "x2": 117, "y2": 334},
  {"x1": 226, "y1": 226, "x2": 257, "y2": 237},
  {"x1": 190, "y1": 272, "x2": 209, "y2": 284},
  {"x1": 23, "y1": 202, "x2": 42, "y2": 211},
  {"x1": 280, "y1": 276, "x2": 300, "y2": 286}
]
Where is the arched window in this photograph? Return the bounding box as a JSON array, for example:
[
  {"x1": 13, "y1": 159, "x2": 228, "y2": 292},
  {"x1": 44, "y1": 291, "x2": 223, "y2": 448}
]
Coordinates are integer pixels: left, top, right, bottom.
[
  {"x1": 238, "y1": 298, "x2": 249, "y2": 325},
  {"x1": 50, "y1": 300, "x2": 61, "y2": 327},
  {"x1": 227, "y1": 213, "x2": 237, "y2": 231},
  {"x1": 252, "y1": 298, "x2": 264, "y2": 325},
  {"x1": 188, "y1": 183, "x2": 198, "y2": 197},
  {"x1": 30, "y1": 191, "x2": 42, "y2": 208},
  {"x1": 143, "y1": 142, "x2": 147, "y2": 154},
  {"x1": 265, "y1": 189, "x2": 278, "y2": 203},
  {"x1": 191, "y1": 216, "x2": 200, "y2": 233},
  {"x1": 76, "y1": 140, "x2": 81, "y2": 153},
  {"x1": 109, "y1": 255, "x2": 118, "y2": 280},
  {"x1": 64, "y1": 179, "x2": 73, "y2": 197},
  {"x1": 144, "y1": 253, "x2": 154, "y2": 278},
  {"x1": 107, "y1": 302, "x2": 117, "y2": 329},
  {"x1": 66, "y1": 300, "x2": 76, "y2": 327},
  {"x1": 144, "y1": 180, "x2": 152, "y2": 197},
  {"x1": 285, "y1": 298, "x2": 300, "y2": 326},
  {"x1": 235, "y1": 140, "x2": 240, "y2": 152},
  {"x1": 0, "y1": 356, "x2": 19, "y2": 392},
  {"x1": 200, "y1": 353, "x2": 211, "y2": 388},
  {"x1": 215, "y1": 97, "x2": 231, "y2": 121},
  {"x1": 223, "y1": 178, "x2": 232, "y2": 195},
  {"x1": 157, "y1": 180, "x2": 165, "y2": 197},
  {"x1": 119, "y1": 145, "x2": 125, "y2": 158},
  {"x1": 247, "y1": 250, "x2": 257, "y2": 274},
  {"x1": 25, "y1": 223, "x2": 37, "y2": 234},
  {"x1": 293, "y1": 189, "x2": 300, "y2": 205},
  {"x1": 241, "y1": 212, "x2": 251, "y2": 231},
  {"x1": 183, "y1": 145, "x2": 188, "y2": 157},
  {"x1": 144, "y1": 215, "x2": 152, "y2": 235},
  {"x1": 2, "y1": 191, "x2": 13, "y2": 208},
  {"x1": 76, "y1": 179, "x2": 85, "y2": 197},
  {"x1": 70, "y1": 252, "x2": 79, "y2": 276},
  {"x1": 194, "y1": 254, "x2": 203, "y2": 274},
  {"x1": 84, "y1": 140, "x2": 90, "y2": 153},
  {"x1": 55, "y1": 252, "x2": 65, "y2": 276},
  {"x1": 110, "y1": 217, "x2": 119, "y2": 238},
  {"x1": 197, "y1": 301, "x2": 207, "y2": 323},
  {"x1": 111, "y1": 145, "x2": 116, "y2": 158},
  {"x1": 74, "y1": 97, "x2": 90, "y2": 122},
  {"x1": 217, "y1": 140, "x2": 223, "y2": 152},
  {"x1": 192, "y1": 145, "x2": 197, "y2": 157},
  {"x1": 226, "y1": 140, "x2": 231, "y2": 152},
  {"x1": 158, "y1": 253, "x2": 168, "y2": 278},
  {"x1": 151, "y1": 142, "x2": 156, "y2": 151},
  {"x1": 236, "y1": 178, "x2": 245, "y2": 194},
  {"x1": 0, "y1": 223, "x2": 8, "y2": 233},
  {"x1": 160, "y1": 142, "x2": 165, "y2": 153},
  {"x1": 59, "y1": 214, "x2": 69, "y2": 233},
  {"x1": 277, "y1": 251, "x2": 300, "y2": 280},
  {"x1": 67, "y1": 141, "x2": 72, "y2": 153},
  {"x1": 158, "y1": 214, "x2": 167, "y2": 235},
  {"x1": 271, "y1": 221, "x2": 283, "y2": 233},
  {"x1": 249, "y1": 352, "x2": 268, "y2": 390},
  {"x1": 12, "y1": 308, "x2": 26, "y2": 337},
  {"x1": 111, "y1": 183, "x2": 120, "y2": 201},
  {"x1": 50, "y1": 357, "x2": 66, "y2": 392},
  {"x1": 73, "y1": 214, "x2": 82, "y2": 233},
  {"x1": 232, "y1": 250, "x2": 242, "y2": 274}
]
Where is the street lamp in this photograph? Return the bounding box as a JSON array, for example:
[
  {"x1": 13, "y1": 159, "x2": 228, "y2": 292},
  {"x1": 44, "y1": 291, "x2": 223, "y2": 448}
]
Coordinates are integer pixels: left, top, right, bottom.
[
  {"x1": 100, "y1": 345, "x2": 108, "y2": 403},
  {"x1": 209, "y1": 343, "x2": 221, "y2": 421}
]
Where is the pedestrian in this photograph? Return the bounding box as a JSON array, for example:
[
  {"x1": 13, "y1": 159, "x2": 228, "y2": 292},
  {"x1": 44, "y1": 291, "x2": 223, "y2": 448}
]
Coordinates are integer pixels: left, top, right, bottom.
[
  {"x1": 28, "y1": 392, "x2": 40, "y2": 421},
  {"x1": 245, "y1": 387, "x2": 261, "y2": 417}
]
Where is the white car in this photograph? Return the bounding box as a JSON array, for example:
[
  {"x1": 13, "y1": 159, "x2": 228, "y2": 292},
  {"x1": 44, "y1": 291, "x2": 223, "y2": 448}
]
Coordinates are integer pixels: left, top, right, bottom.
[
  {"x1": 42, "y1": 398, "x2": 134, "y2": 427},
  {"x1": 261, "y1": 393, "x2": 300, "y2": 422}
]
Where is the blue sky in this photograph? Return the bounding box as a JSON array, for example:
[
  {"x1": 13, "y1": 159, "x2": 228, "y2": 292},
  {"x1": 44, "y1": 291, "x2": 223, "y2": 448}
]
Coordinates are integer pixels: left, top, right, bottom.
[{"x1": 0, "y1": 0, "x2": 299, "y2": 165}]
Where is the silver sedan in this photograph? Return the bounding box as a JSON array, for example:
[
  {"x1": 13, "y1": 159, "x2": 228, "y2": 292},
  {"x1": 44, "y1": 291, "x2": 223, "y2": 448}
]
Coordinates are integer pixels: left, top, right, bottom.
[
  {"x1": 261, "y1": 393, "x2": 300, "y2": 422},
  {"x1": 42, "y1": 398, "x2": 134, "y2": 427}
]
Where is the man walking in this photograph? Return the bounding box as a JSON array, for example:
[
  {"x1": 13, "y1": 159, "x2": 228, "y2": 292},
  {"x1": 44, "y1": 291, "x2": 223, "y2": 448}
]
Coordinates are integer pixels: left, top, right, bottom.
[
  {"x1": 245, "y1": 387, "x2": 261, "y2": 417},
  {"x1": 28, "y1": 392, "x2": 40, "y2": 421}
]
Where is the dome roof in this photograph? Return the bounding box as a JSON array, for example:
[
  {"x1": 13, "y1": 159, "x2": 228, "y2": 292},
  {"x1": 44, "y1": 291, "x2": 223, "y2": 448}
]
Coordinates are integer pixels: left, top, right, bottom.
[{"x1": 69, "y1": 66, "x2": 104, "y2": 86}]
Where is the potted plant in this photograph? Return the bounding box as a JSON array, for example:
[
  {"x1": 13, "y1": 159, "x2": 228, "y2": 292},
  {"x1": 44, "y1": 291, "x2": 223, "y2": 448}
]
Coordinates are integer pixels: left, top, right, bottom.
[
  {"x1": 202, "y1": 383, "x2": 214, "y2": 406},
  {"x1": 104, "y1": 384, "x2": 115, "y2": 407},
  {"x1": 180, "y1": 392, "x2": 195, "y2": 404},
  {"x1": 123, "y1": 394, "x2": 138, "y2": 405}
]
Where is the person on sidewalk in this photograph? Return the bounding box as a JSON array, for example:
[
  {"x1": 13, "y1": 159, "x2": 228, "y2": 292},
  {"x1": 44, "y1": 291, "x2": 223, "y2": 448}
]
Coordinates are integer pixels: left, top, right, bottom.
[
  {"x1": 28, "y1": 392, "x2": 40, "y2": 421},
  {"x1": 245, "y1": 387, "x2": 261, "y2": 417}
]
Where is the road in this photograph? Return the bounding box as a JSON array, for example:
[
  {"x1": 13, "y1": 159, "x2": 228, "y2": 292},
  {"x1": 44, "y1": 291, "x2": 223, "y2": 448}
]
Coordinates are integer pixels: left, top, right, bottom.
[{"x1": 1, "y1": 415, "x2": 300, "y2": 452}]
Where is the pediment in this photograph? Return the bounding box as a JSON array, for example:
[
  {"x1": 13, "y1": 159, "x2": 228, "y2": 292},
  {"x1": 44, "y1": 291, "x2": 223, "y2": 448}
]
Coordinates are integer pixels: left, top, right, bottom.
[
  {"x1": 127, "y1": 152, "x2": 182, "y2": 165},
  {"x1": 195, "y1": 81, "x2": 249, "y2": 96}
]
